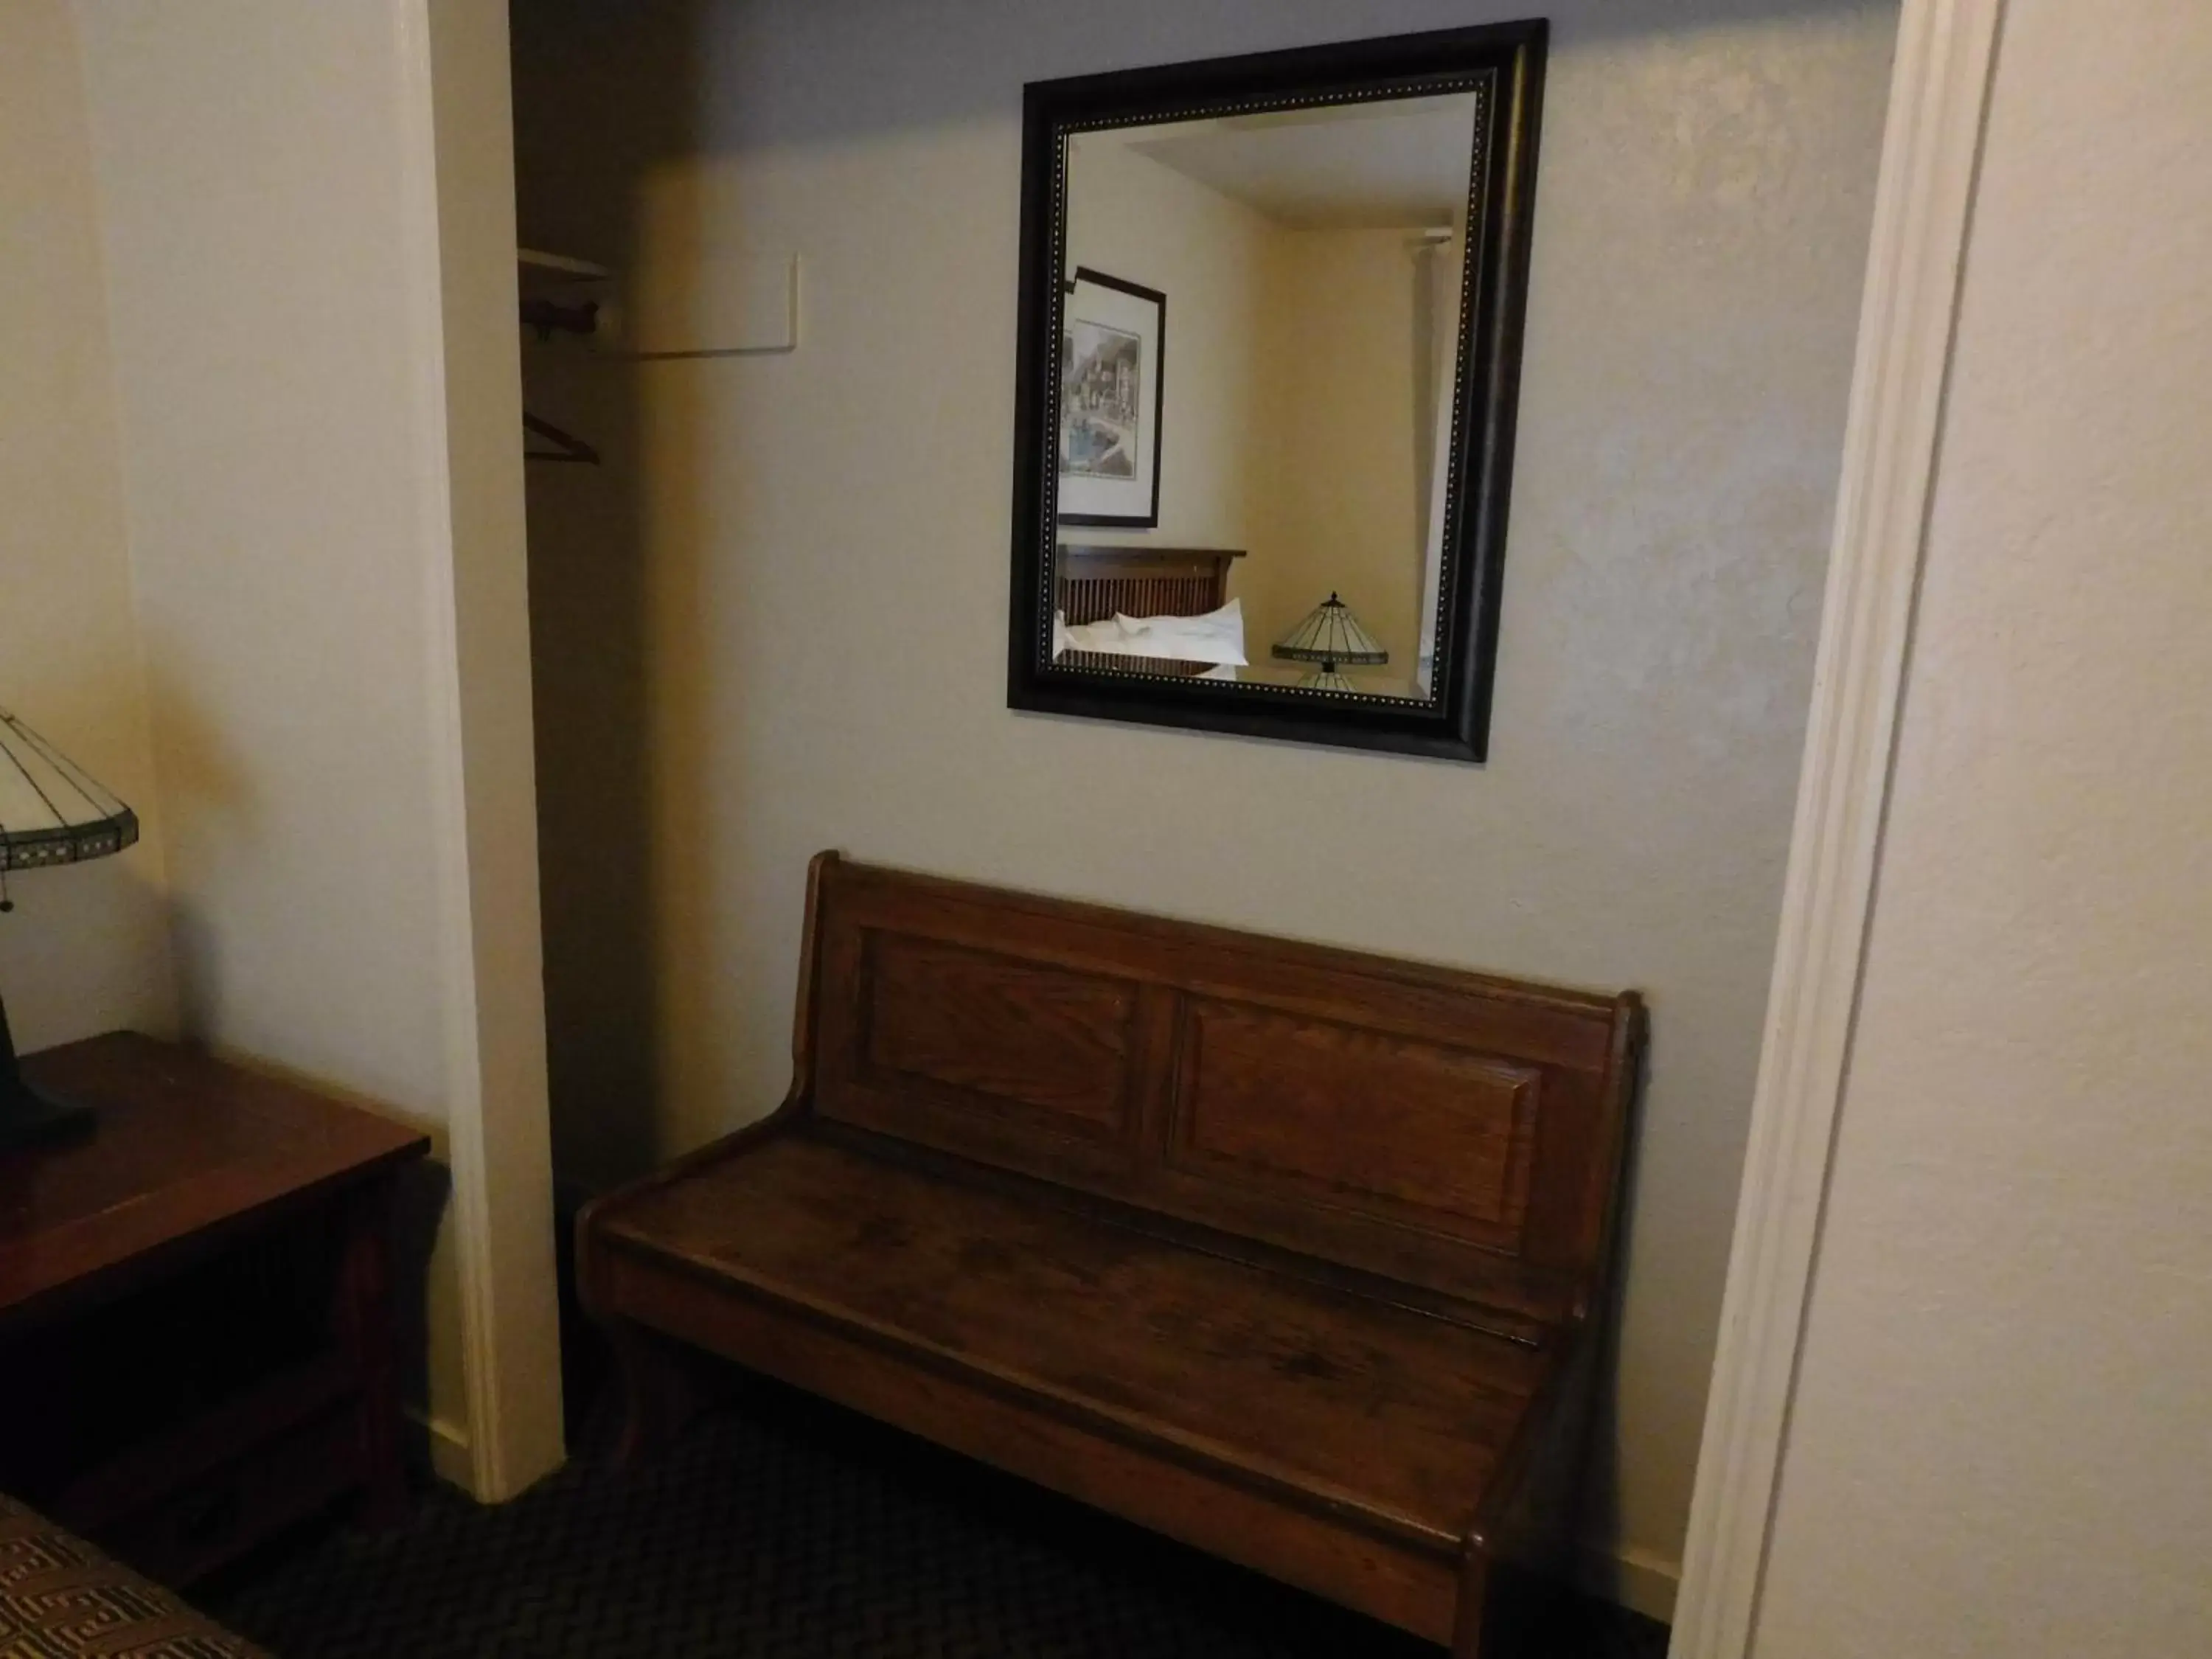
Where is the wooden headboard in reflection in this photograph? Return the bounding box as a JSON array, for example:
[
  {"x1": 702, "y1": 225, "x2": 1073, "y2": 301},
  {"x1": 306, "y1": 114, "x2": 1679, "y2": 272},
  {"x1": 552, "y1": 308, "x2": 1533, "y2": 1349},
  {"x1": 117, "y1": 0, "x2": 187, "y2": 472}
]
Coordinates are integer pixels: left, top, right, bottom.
[{"x1": 1054, "y1": 545, "x2": 1245, "y2": 676}]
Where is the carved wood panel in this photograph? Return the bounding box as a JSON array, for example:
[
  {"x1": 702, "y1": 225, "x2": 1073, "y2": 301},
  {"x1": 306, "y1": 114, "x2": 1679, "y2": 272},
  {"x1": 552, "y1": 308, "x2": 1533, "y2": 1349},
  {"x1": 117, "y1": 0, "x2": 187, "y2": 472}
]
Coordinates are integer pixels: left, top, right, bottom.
[
  {"x1": 1169, "y1": 998, "x2": 1539, "y2": 1248},
  {"x1": 860, "y1": 932, "x2": 1138, "y2": 1134},
  {"x1": 808, "y1": 855, "x2": 1641, "y2": 1290}
]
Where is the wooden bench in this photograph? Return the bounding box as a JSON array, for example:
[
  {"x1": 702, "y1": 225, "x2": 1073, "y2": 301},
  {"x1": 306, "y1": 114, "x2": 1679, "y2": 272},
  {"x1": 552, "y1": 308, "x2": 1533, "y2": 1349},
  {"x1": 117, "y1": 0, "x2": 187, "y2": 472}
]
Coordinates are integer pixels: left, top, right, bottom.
[{"x1": 578, "y1": 855, "x2": 1644, "y2": 1656}]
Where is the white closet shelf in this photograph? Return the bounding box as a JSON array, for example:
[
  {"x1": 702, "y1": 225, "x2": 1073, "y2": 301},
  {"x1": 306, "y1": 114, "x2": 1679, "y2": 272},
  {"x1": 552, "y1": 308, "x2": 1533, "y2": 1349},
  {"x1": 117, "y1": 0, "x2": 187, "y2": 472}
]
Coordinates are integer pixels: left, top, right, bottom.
[{"x1": 518, "y1": 248, "x2": 612, "y2": 289}]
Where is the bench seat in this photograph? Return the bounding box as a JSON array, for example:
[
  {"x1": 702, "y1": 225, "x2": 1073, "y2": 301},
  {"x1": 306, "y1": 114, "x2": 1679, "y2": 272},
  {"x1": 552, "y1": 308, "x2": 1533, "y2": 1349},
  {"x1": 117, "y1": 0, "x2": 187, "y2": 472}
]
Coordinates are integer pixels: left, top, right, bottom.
[
  {"x1": 580, "y1": 855, "x2": 1644, "y2": 1655},
  {"x1": 595, "y1": 1126, "x2": 1549, "y2": 1555}
]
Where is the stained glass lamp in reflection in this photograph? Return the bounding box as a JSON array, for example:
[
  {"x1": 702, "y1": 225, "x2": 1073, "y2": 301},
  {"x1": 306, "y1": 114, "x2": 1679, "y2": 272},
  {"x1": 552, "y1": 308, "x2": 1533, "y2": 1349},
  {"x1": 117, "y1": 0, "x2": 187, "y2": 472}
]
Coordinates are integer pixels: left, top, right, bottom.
[
  {"x1": 1271, "y1": 594, "x2": 1388, "y2": 691},
  {"x1": 0, "y1": 709, "x2": 140, "y2": 1150}
]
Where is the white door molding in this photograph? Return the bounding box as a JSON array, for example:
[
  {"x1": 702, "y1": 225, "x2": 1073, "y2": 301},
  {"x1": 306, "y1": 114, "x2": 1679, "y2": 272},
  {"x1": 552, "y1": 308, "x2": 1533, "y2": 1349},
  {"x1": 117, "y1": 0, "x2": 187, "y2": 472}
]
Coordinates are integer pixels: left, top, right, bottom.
[
  {"x1": 1670, "y1": 2, "x2": 2006, "y2": 1654},
  {"x1": 392, "y1": 0, "x2": 568, "y2": 1501},
  {"x1": 391, "y1": 0, "x2": 509, "y2": 1499}
]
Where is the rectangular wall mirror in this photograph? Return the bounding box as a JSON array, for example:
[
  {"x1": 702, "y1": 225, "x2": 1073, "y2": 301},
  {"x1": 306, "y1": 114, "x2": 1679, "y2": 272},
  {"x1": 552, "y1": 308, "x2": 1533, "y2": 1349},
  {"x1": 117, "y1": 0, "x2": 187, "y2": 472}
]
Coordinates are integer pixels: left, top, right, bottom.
[{"x1": 1006, "y1": 24, "x2": 1546, "y2": 762}]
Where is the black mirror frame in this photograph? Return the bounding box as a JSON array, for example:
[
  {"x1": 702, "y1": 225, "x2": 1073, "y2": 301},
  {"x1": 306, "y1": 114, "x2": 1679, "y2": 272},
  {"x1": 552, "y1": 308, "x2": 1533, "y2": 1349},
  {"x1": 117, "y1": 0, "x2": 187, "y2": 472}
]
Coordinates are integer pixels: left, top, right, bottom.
[{"x1": 1006, "y1": 21, "x2": 1548, "y2": 764}]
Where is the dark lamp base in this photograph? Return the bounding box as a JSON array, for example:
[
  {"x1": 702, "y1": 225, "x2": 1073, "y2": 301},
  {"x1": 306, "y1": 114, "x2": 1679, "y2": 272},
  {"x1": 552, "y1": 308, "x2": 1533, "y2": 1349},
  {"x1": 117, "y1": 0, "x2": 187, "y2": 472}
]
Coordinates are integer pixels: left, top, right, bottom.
[
  {"x1": 0, "y1": 1076, "x2": 94, "y2": 1153},
  {"x1": 0, "y1": 989, "x2": 96, "y2": 1153}
]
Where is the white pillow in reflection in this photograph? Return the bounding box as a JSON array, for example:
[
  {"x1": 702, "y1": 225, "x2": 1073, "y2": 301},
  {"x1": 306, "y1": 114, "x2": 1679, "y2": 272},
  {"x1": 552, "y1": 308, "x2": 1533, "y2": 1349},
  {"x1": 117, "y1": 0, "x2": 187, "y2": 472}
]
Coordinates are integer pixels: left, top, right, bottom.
[
  {"x1": 1057, "y1": 615, "x2": 1127, "y2": 654},
  {"x1": 1107, "y1": 597, "x2": 1248, "y2": 665}
]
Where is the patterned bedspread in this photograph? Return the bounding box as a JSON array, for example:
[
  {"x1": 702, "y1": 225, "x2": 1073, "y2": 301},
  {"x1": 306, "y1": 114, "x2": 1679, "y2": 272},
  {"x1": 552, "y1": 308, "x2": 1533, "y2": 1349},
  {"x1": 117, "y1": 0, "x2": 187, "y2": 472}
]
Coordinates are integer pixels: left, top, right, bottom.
[{"x1": 0, "y1": 1495, "x2": 264, "y2": 1659}]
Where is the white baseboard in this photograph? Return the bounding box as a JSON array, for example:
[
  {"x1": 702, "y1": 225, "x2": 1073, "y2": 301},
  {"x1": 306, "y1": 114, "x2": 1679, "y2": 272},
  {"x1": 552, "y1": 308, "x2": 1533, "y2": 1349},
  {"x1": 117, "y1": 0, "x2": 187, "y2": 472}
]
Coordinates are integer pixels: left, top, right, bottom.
[
  {"x1": 408, "y1": 1409, "x2": 476, "y2": 1492},
  {"x1": 1579, "y1": 1542, "x2": 1683, "y2": 1626}
]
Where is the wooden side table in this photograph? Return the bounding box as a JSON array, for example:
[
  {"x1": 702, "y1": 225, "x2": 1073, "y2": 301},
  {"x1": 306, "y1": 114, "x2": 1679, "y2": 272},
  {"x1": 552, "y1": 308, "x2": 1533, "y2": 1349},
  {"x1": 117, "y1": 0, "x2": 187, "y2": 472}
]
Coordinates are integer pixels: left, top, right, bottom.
[{"x1": 0, "y1": 1032, "x2": 430, "y2": 1585}]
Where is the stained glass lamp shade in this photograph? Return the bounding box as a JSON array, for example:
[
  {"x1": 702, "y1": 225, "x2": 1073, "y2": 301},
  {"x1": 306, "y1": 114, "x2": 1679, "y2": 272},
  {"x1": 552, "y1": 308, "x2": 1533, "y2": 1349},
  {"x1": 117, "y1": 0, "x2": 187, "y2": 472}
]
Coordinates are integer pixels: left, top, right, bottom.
[
  {"x1": 0, "y1": 709, "x2": 140, "y2": 1150},
  {"x1": 1271, "y1": 593, "x2": 1388, "y2": 692}
]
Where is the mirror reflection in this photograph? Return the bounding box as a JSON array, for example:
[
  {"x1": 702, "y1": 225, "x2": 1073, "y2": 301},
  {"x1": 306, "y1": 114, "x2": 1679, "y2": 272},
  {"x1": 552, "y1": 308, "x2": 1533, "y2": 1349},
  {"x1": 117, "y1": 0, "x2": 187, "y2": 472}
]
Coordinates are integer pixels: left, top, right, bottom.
[{"x1": 1049, "y1": 93, "x2": 1481, "y2": 702}]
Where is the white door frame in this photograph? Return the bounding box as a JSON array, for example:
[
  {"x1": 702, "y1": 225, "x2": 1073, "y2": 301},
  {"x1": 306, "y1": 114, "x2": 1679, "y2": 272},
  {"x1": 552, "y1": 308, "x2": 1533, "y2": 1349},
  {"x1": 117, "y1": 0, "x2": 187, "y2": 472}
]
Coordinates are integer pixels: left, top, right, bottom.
[
  {"x1": 394, "y1": 0, "x2": 569, "y2": 1502},
  {"x1": 1671, "y1": 2, "x2": 2005, "y2": 1653}
]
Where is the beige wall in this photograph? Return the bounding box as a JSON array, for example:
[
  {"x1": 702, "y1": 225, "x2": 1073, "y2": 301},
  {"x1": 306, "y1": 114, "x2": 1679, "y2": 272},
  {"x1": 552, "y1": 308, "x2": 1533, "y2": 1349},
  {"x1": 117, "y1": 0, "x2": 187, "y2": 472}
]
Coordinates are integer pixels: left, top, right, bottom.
[
  {"x1": 1754, "y1": 4, "x2": 2212, "y2": 1652},
  {"x1": 511, "y1": 0, "x2": 1897, "y2": 1596},
  {"x1": 0, "y1": 1, "x2": 173, "y2": 1051},
  {"x1": 1063, "y1": 135, "x2": 1271, "y2": 562},
  {"x1": 75, "y1": 0, "x2": 456, "y2": 1118},
  {"x1": 73, "y1": 0, "x2": 562, "y2": 1495},
  {"x1": 1255, "y1": 227, "x2": 1427, "y2": 669}
]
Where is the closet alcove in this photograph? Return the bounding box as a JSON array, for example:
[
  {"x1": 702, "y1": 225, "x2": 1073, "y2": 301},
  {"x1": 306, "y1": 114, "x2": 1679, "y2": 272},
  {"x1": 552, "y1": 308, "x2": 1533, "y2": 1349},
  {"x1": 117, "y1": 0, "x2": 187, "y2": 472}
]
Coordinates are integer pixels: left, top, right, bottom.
[{"x1": 501, "y1": 5, "x2": 1898, "y2": 1620}]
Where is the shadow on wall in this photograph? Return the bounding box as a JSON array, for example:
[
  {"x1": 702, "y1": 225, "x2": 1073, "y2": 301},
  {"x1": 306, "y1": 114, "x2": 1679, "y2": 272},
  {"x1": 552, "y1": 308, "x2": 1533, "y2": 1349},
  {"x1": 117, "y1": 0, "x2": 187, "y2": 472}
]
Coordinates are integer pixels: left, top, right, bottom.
[
  {"x1": 140, "y1": 669, "x2": 257, "y2": 1042},
  {"x1": 0, "y1": 667, "x2": 179, "y2": 1051},
  {"x1": 0, "y1": 664, "x2": 262, "y2": 1057},
  {"x1": 1579, "y1": 1030, "x2": 1657, "y2": 1597},
  {"x1": 511, "y1": 9, "x2": 709, "y2": 1194},
  {"x1": 130, "y1": 671, "x2": 454, "y2": 1430},
  {"x1": 515, "y1": 321, "x2": 664, "y2": 1189},
  {"x1": 515, "y1": 0, "x2": 773, "y2": 1193}
]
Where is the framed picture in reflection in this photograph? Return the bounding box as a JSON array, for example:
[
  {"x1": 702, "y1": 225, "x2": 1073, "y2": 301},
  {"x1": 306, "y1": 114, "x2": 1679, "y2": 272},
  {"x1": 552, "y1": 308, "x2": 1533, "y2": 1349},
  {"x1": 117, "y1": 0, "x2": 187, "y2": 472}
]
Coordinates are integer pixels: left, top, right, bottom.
[{"x1": 1059, "y1": 267, "x2": 1164, "y2": 528}]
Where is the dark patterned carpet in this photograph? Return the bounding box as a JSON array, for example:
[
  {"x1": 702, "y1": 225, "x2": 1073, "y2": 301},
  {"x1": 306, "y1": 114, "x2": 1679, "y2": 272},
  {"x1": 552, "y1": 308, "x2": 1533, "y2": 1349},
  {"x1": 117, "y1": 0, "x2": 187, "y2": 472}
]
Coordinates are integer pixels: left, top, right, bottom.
[{"x1": 200, "y1": 1376, "x2": 1667, "y2": 1658}]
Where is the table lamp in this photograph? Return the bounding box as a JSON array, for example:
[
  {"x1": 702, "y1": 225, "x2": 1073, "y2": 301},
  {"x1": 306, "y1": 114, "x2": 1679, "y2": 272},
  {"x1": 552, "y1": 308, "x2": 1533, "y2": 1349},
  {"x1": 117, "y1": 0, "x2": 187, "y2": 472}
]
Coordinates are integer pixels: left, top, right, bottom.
[
  {"x1": 1271, "y1": 593, "x2": 1388, "y2": 691},
  {"x1": 0, "y1": 708, "x2": 140, "y2": 1150}
]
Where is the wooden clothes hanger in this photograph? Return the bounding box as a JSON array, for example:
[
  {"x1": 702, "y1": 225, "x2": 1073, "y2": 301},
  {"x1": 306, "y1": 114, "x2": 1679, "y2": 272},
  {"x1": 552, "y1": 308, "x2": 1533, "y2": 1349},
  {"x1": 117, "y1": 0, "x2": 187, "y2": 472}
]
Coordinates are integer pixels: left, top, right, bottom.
[
  {"x1": 520, "y1": 283, "x2": 602, "y2": 465},
  {"x1": 524, "y1": 411, "x2": 600, "y2": 465}
]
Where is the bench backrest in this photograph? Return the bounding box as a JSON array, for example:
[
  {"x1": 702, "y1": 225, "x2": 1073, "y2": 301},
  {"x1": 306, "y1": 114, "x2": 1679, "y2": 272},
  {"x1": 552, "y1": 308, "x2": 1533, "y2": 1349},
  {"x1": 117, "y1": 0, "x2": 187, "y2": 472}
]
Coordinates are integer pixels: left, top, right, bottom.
[{"x1": 796, "y1": 854, "x2": 1644, "y2": 1314}]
